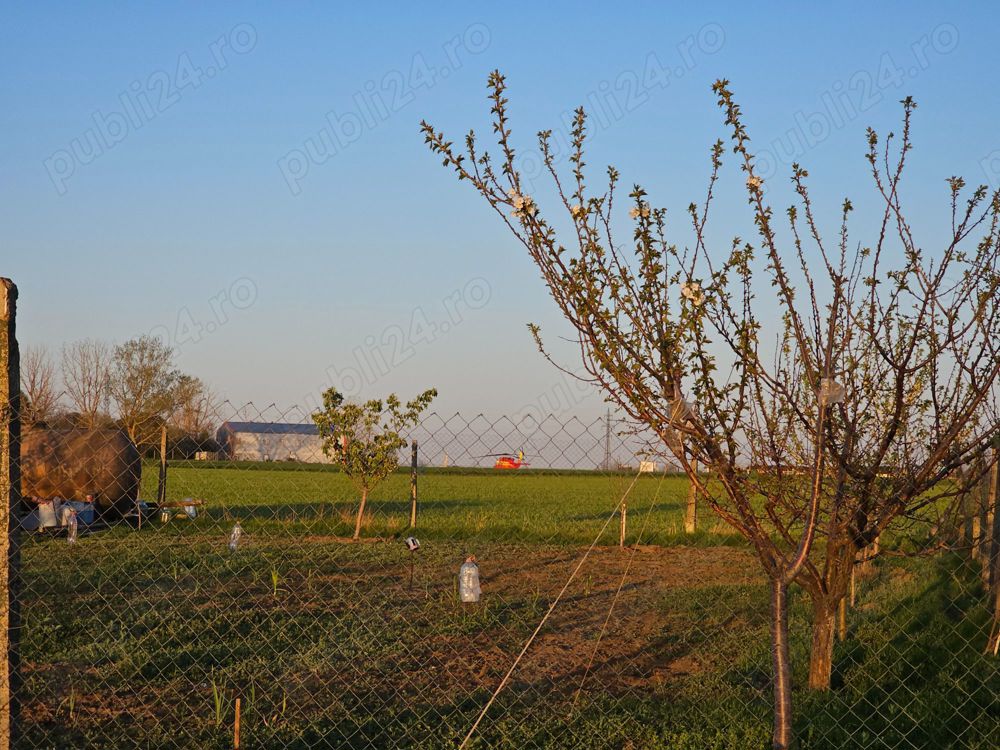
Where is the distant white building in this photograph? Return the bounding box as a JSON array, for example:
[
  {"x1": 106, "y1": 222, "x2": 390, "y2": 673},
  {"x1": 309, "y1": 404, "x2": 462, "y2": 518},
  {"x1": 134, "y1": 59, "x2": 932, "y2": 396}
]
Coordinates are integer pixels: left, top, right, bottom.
[{"x1": 216, "y1": 421, "x2": 331, "y2": 463}]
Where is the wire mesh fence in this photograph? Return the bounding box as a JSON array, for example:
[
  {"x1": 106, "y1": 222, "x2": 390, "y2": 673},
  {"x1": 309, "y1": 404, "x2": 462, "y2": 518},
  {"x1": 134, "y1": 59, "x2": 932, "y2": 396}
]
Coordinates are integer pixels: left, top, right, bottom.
[{"x1": 3, "y1": 393, "x2": 998, "y2": 750}]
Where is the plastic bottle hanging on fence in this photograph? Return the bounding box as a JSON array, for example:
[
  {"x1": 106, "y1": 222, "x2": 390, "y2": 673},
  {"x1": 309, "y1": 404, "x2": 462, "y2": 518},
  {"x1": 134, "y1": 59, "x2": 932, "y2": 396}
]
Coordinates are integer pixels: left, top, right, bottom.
[
  {"x1": 459, "y1": 556, "x2": 481, "y2": 603},
  {"x1": 228, "y1": 522, "x2": 243, "y2": 552}
]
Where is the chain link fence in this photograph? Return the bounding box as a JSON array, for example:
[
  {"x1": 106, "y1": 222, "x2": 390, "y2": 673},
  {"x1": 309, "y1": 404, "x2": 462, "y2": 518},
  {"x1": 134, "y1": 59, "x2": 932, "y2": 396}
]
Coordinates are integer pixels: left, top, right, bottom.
[{"x1": 1, "y1": 391, "x2": 995, "y2": 750}]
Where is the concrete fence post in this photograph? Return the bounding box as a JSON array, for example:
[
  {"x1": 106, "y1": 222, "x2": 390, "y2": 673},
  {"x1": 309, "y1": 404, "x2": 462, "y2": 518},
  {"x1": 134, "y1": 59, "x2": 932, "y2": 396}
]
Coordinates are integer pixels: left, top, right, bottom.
[{"x1": 0, "y1": 278, "x2": 22, "y2": 749}]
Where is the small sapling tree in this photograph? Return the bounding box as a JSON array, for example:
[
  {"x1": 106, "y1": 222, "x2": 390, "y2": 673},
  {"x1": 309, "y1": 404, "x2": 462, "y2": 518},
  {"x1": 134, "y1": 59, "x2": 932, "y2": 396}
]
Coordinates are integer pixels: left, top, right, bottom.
[{"x1": 313, "y1": 387, "x2": 436, "y2": 540}]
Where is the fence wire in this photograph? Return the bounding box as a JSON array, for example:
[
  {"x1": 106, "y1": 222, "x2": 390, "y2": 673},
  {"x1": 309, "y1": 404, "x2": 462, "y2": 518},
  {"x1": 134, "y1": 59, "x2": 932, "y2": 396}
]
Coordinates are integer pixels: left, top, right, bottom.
[{"x1": 8, "y1": 402, "x2": 1000, "y2": 749}]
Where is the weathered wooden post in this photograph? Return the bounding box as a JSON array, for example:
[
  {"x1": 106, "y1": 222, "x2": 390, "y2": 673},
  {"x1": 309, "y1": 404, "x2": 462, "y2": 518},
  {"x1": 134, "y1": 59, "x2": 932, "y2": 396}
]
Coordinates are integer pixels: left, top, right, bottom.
[
  {"x1": 409, "y1": 440, "x2": 418, "y2": 528},
  {"x1": 985, "y1": 446, "x2": 1000, "y2": 656},
  {"x1": 988, "y1": 448, "x2": 1000, "y2": 592},
  {"x1": 0, "y1": 278, "x2": 21, "y2": 749},
  {"x1": 233, "y1": 696, "x2": 241, "y2": 750},
  {"x1": 982, "y1": 453, "x2": 997, "y2": 588},
  {"x1": 849, "y1": 564, "x2": 857, "y2": 608},
  {"x1": 685, "y1": 458, "x2": 698, "y2": 534},
  {"x1": 157, "y1": 423, "x2": 168, "y2": 506},
  {"x1": 837, "y1": 595, "x2": 847, "y2": 641},
  {"x1": 619, "y1": 500, "x2": 627, "y2": 548}
]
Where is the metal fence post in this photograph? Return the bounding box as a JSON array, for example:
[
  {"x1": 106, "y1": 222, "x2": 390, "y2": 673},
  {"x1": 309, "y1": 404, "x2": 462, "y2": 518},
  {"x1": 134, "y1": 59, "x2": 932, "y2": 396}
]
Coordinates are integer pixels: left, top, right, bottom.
[{"x1": 0, "y1": 278, "x2": 21, "y2": 750}]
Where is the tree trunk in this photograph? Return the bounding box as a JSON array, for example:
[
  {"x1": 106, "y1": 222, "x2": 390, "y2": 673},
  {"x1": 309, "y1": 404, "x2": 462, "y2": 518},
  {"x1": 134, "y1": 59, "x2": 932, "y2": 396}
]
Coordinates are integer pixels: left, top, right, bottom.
[
  {"x1": 770, "y1": 579, "x2": 794, "y2": 750},
  {"x1": 353, "y1": 488, "x2": 369, "y2": 541},
  {"x1": 808, "y1": 598, "x2": 837, "y2": 690},
  {"x1": 684, "y1": 459, "x2": 698, "y2": 534}
]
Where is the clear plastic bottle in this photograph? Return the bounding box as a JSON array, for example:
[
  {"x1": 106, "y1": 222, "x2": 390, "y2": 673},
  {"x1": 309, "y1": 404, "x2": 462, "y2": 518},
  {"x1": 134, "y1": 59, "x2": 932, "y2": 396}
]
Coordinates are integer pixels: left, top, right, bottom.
[
  {"x1": 459, "y1": 556, "x2": 481, "y2": 602},
  {"x1": 66, "y1": 510, "x2": 78, "y2": 545},
  {"x1": 228, "y1": 522, "x2": 243, "y2": 552}
]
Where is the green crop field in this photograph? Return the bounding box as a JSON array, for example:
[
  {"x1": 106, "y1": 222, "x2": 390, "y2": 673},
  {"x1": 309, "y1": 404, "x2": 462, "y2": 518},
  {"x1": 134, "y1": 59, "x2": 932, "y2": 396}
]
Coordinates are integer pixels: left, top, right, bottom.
[
  {"x1": 136, "y1": 462, "x2": 734, "y2": 546},
  {"x1": 16, "y1": 464, "x2": 1000, "y2": 749}
]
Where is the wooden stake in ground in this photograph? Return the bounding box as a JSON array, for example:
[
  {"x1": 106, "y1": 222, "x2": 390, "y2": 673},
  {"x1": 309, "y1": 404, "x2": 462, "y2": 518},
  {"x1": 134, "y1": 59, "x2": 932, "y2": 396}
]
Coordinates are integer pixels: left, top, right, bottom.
[
  {"x1": 157, "y1": 424, "x2": 168, "y2": 506},
  {"x1": 986, "y1": 447, "x2": 1000, "y2": 656},
  {"x1": 619, "y1": 500, "x2": 627, "y2": 548},
  {"x1": 409, "y1": 440, "x2": 418, "y2": 528},
  {"x1": 837, "y1": 595, "x2": 847, "y2": 641},
  {"x1": 983, "y1": 453, "x2": 998, "y2": 588},
  {"x1": 684, "y1": 458, "x2": 698, "y2": 534},
  {"x1": 0, "y1": 278, "x2": 22, "y2": 750},
  {"x1": 233, "y1": 696, "x2": 241, "y2": 749},
  {"x1": 849, "y1": 565, "x2": 857, "y2": 608}
]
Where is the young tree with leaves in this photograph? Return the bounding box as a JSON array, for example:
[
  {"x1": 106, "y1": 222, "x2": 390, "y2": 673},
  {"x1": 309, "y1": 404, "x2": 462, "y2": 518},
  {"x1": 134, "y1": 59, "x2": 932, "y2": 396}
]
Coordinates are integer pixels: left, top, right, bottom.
[
  {"x1": 422, "y1": 73, "x2": 1000, "y2": 749},
  {"x1": 109, "y1": 335, "x2": 181, "y2": 447},
  {"x1": 313, "y1": 387, "x2": 436, "y2": 541}
]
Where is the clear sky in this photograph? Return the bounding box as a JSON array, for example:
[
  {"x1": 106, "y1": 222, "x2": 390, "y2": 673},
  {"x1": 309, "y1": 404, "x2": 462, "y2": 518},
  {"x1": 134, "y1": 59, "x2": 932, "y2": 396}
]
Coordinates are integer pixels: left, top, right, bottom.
[{"x1": 3, "y1": 2, "x2": 998, "y2": 421}]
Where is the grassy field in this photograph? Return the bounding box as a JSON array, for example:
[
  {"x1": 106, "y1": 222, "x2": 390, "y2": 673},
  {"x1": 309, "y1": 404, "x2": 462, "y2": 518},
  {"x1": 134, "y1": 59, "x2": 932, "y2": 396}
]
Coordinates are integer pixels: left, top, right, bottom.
[
  {"x1": 16, "y1": 463, "x2": 1000, "y2": 749},
  {"x1": 138, "y1": 462, "x2": 739, "y2": 546}
]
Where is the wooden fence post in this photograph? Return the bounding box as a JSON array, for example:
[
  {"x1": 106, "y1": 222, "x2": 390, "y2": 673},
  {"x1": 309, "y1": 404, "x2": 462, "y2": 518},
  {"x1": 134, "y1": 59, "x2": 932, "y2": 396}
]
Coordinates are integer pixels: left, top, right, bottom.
[
  {"x1": 987, "y1": 448, "x2": 999, "y2": 597},
  {"x1": 157, "y1": 424, "x2": 168, "y2": 505},
  {"x1": 0, "y1": 278, "x2": 21, "y2": 749},
  {"x1": 984, "y1": 452, "x2": 998, "y2": 589},
  {"x1": 988, "y1": 446, "x2": 1000, "y2": 656},
  {"x1": 409, "y1": 440, "x2": 418, "y2": 528},
  {"x1": 685, "y1": 458, "x2": 698, "y2": 534}
]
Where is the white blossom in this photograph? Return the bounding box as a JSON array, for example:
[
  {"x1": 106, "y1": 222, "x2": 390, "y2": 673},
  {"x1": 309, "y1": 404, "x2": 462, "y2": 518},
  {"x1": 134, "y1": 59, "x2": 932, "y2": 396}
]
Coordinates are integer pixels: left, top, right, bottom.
[
  {"x1": 681, "y1": 281, "x2": 705, "y2": 307},
  {"x1": 570, "y1": 204, "x2": 585, "y2": 218},
  {"x1": 508, "y1": 189, "x2": 537, "y2": 218},
  {"x1": 747, "y1": 175, "x2": 764, "y2": 191},
  {"x1": 628, "y1": 203, "x2": 651, "y2": 219}
]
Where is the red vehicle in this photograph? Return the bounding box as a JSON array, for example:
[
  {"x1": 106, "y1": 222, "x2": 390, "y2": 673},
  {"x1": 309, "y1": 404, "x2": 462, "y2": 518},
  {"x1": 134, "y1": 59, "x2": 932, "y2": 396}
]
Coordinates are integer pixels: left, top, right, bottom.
[{"x1": 487, "y1": 449, "x2": 527, "y2": 470}]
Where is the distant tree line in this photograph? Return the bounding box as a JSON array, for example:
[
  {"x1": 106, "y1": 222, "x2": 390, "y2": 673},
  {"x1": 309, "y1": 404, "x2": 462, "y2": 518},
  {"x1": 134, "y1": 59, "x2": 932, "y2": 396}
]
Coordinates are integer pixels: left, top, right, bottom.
[{"x1": 19, "y1": 335, "x2": 222, "y2": 458}]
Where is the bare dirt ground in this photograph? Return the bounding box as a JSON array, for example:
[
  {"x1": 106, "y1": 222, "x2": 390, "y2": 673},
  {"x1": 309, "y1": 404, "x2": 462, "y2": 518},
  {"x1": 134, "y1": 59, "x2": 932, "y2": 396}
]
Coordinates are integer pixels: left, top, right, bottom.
[
  {"x1": 20, "y1": 540, "x2": 766, "y2": 737},
  {"x1": 388, "y1": 544, "x2": 764, "y2": 704}
]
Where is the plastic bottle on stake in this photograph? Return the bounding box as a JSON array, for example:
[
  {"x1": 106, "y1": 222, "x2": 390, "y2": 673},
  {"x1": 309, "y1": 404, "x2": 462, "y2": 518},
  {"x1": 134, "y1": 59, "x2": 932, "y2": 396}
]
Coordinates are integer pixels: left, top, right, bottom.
[
  {"x1": 228, "y1": 522, "x2": 243, "y2": 552},
  {"x1": 66, "y1": 510, "x2": 78, "y2": 544},
  {"x1": 459, "y1": 556, "x2": 481, "y2": 602}
]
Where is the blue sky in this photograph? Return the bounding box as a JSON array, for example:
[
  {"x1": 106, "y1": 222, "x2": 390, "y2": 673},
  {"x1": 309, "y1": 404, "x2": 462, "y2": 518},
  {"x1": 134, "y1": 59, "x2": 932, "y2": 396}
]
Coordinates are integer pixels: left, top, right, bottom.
[{"x1": 2, "y1": 2, "x2": 998, "y2": 420}]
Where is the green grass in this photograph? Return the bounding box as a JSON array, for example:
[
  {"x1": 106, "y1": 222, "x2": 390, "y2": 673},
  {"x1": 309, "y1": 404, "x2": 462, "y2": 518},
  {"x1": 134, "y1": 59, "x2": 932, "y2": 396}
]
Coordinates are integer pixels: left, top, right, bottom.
[
  {"x1": 15, "y1": 464, "x2": 1000, "y2": 749},
  {"x1": 139, "y1": 462, "x2": 738, "y2": 547}
]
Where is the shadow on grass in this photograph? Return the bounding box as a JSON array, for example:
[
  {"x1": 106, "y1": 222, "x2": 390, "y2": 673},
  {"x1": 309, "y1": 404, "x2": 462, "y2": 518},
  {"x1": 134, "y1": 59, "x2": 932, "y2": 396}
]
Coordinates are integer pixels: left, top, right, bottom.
[{"x1": 796, "y1": 553, "x2": 999, "y2": 749}]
